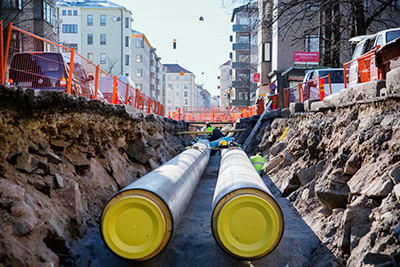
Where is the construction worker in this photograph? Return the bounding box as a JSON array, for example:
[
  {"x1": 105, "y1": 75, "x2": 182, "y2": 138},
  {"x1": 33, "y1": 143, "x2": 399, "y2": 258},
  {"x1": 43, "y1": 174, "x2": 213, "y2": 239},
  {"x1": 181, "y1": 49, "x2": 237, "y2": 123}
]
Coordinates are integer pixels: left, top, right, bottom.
[
  {"x1": 250, "y1": 152, "x2": 266, "y2": 175},
  {"x1": 206, "y1": 122, "x2": 213, "y2": 132}
]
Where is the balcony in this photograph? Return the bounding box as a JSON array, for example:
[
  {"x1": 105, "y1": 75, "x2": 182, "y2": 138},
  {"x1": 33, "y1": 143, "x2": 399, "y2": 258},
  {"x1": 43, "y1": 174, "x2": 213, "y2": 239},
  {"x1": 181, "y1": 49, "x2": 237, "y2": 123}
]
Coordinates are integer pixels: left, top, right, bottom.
[
  {"x1": 233, "y1": 24, "x2": 250, "y2": 32},
  {"x1": 232, "y1": 62, "x2": 248, "y2": 69},
  {"x1": 232, "y1": 43, "x2": 250, "y2": 51},
  {"x1": 232, "y1": 80, "x2": 249, "y2": 88}
]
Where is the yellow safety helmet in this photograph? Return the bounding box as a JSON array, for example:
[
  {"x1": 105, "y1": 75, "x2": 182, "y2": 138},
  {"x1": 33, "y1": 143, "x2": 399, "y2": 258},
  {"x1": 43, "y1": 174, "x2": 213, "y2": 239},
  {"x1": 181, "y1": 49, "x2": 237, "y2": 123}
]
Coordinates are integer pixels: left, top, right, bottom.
[{"x1": 219, "y1": 140, "x2": 228, "y2": 147}]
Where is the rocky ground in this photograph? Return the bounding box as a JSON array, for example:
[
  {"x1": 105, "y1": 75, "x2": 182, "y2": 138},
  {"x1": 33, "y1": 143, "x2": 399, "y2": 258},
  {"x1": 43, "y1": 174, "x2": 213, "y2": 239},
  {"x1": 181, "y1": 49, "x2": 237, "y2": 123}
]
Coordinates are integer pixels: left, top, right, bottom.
[
  {"x1": 233, "y1": 98, "x2": 400, "y2": 266},
  {"x1": 0, "y1": 86, "x2": 192, "y2": 266}
]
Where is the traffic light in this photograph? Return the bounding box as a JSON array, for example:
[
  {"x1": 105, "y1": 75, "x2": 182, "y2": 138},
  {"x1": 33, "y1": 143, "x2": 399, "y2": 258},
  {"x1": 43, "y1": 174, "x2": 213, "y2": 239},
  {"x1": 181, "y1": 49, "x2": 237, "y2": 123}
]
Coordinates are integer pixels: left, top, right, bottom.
[
  {"x1": 227, "y1": 90, "x2": 231, "y2": 99},
  {"x1": 173, "y1": 39, "x2": 176, "y2": 49}
]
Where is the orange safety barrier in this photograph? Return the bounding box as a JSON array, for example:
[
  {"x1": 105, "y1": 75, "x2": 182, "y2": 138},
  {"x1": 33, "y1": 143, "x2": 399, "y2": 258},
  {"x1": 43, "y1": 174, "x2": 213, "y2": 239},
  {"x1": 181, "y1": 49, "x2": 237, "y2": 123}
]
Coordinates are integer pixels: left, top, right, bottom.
[
  {"x1": 343, "y1": 48, "x2": 381, "y2": 88},
  {"x1": 0, "y1": 21, "x2": 164, "y2": 117},
  {"x1": 169, "y1": 106, "x2": 258, "y2": 123},
  {"x1": 283, "y1": 74, "x2": 332, "y2": 108}
]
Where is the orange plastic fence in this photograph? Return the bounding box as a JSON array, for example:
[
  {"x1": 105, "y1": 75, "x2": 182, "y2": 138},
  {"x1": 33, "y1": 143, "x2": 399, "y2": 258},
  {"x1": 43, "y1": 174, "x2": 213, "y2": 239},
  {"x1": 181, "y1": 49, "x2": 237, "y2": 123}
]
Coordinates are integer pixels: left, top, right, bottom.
[
  {"x1": 0, "y1": 21, "x2": 164, "y2": 116},
  {"x1": 283, "y1": 74, "x2": 332, "y2": 108},
  {"x1": 170, "y1": 106, "x2": 257, "y2": 123},
  {"x1": 343, "y1": 48, "x2": 381, "y2": 88}
]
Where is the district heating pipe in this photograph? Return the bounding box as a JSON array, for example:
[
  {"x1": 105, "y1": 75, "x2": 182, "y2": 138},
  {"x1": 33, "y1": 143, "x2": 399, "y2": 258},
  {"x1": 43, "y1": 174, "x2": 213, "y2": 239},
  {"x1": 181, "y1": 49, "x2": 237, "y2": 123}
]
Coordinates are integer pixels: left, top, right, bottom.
[
  {"x1": 211, "y1": 148, "x2": 284, "y2": 260},
  {"x1": 100, "y1": 139, "x2": 210, "y2": 261}
]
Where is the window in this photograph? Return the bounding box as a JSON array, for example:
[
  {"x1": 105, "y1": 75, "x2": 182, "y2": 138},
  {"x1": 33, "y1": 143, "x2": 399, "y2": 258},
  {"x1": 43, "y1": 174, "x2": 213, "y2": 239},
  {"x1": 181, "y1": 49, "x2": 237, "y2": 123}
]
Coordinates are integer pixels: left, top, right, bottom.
[
  {"x1": 100, "y1": 53, "x2": 106, "y2": 64},
  {"x1": 305, "y1": 35, "x2": 319, "y2": 52},
  {"x1": 184, "y1": 91, "x2": 188, "y2": 97},
  {"x1": 250, "y1": 55, "x2": 257, "y2": 64},
  {"x1": 100, "y1": 34, "x2": 106, "y2": 45},
  {"x1": 184, "y1": 83, "x2": 188, "y2": 89},
  {"x1": 176, "y1": 91, "x2": 180, "y2": 97},
  {"x1": 262, "y1": 42, "x2": 271, "y2": 62},
  {"x1": 136, "y1": 54, "x2": 143, "y2": 62},
  {"x1": 68, "y1": 10, "x2": 72, "y2": 16},
  {"x1": 87, "y1": 34, "x2": 93, "y2": 45},
  {"x1": 184, "y1": 76, "x2": 188, "y2": 80},
  {"x1": 64, "y1": 43, "x2": 77, "y2": 50},
  {"x1": 100, "y1": 15, "x2": 106, "y2": 26},
  {"x1": 125, "y1": 17, "x2": 130, "y2": 28},
  {"x1": 87, "y1": 15, "x2": 93, "y2": 26},
  {"x1": 125, "y1": 36, "x2": 130, "y2": 47},
  {"x1": 87, "y1": 53, "x2": 93, "y2": 62},
  {"x1": 176, "y1": 75, "x2": 180, "y2": 80},
  {"x1": 73, "y1": 10, "x2": 78, "y2": 16},
  {"x1": 136, "y1": 69, "x2": 143, "y2": 77},
  {"x1": 239, "y1": 17, "x2": 249, "y2": 25},
  {"x1": 137, "y1": 84, "x2": 142, "y2": 91},
  {"x1": 176, "y1": 83, "x2": 180, "y2": 89},
  {"x1": 167, "y1": 99, "x2": 171, "y2": 104},
  {"x1": 167, "y1": 76, "x2": 171, "y2": 80},
  {"x1": 125, "y1": 55, "x2": 130, "y2": 66},
  {"x1": 62, "y1": 10, "x2": 66, "y2": 16},
  {"x1": 136, "y1": 39, "x2": 143, "y2": 48},
  {"x1": 184, "y1": 99, "x2": 188, "y2": 105},
  {"x1": 239, "y1": 54, "x2": 249, "y2": 62},
  {"x1": 4, "y1": 0, "x2": 22, "y2": 9},
  {"x1": 62, "y1": 24, "x2": 78, "y2": 33},
  {"x1": 42, "y1": 1, "x2": 55, "y2": 25},
  {"x1": 239, "y1": 36, "x2": 249, "y2": 44}
]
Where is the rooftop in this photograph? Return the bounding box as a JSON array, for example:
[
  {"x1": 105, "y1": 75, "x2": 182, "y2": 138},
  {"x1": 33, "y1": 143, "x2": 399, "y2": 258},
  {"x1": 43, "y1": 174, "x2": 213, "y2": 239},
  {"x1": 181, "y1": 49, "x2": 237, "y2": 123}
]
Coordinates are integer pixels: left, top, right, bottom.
[{"x1": 164, "y1": 64, "x2": 193, "y2": 74}]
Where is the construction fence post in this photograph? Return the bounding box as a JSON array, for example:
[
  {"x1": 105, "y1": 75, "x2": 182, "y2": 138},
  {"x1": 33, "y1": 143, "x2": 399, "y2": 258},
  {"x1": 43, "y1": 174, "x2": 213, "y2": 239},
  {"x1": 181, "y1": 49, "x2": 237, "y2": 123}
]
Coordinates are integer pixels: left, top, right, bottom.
[{"x1": 67, "y1": 48, "x2": 75, "y2": 95}]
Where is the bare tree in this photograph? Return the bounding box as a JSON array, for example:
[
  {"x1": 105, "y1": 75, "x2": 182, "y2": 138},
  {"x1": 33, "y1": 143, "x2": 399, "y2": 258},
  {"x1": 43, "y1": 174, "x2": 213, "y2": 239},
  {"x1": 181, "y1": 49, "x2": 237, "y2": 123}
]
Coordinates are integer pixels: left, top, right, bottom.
[{"x1": 223, "y1": 0, "x2": 400, "y2": 67}]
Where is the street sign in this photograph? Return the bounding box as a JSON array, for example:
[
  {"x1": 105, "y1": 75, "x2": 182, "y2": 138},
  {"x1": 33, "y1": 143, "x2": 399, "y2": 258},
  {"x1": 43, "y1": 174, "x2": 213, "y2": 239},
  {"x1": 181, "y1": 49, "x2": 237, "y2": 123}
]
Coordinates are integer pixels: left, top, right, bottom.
[
  {"x1": 269, "y1": 83, "x2": 276, "y2": 91},
  {"x1": 253, "y1": 73, "x2": 260, "y2": 83}
]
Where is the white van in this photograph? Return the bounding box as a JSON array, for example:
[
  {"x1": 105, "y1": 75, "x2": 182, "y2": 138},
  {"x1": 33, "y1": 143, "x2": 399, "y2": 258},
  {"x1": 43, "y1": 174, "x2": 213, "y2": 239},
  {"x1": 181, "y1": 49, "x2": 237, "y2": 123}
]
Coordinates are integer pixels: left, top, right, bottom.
[{"x1": 303, "y1": 68, "x2": 345, "y2": 98}]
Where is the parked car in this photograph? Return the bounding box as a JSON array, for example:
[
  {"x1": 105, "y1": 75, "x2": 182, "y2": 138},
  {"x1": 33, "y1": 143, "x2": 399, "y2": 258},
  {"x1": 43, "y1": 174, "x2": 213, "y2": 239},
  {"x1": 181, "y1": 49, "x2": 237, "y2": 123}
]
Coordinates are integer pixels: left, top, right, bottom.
[
  {"x1": 302, "y1": 68, "x2": 345, "y2": 99},
  {"x1": 98, "y1": 75, "x2": 135, "y2": 105},
  {"x1": 348, "y1": 27, "x2": 400, "y2": 85},
  {"x1": 8, "y1": 52, "x2": 94, "y2": 98}
]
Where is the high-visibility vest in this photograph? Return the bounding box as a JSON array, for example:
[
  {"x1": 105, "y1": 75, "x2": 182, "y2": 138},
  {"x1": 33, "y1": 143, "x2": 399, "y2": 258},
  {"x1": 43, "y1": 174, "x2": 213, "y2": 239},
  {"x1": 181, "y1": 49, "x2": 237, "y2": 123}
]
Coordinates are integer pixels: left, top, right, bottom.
[
  {"x1": 250, "y1": 155, "x2": 266, "y2": 171},
  {"x1": 207, "y1": 126, "x2": 213, "y2": 132}
]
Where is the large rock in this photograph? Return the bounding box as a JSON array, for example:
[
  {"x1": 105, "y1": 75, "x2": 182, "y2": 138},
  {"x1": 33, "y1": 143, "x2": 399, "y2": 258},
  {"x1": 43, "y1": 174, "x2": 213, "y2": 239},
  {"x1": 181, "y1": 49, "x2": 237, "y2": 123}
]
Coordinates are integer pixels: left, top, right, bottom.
[
  {"x1": 126, "y1": 140, "x2": 154, "y2": 164},
  {"x1": 386, "y1": 67, "x2": 400, "y2": 95},
  {"x1": 315, "y1": 168, "x2": 350, "y2": 210}
]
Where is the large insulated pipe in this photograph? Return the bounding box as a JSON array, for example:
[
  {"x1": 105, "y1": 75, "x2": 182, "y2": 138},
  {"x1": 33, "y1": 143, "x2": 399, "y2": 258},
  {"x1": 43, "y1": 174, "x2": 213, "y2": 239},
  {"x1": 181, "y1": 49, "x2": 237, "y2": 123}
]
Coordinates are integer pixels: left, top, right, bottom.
[
  {"x1": 211, "y1": 148, "x2": 284, "y2": 260},
  {"x1": 100, "y1": 139, "x2": 210, "y2": 261}
]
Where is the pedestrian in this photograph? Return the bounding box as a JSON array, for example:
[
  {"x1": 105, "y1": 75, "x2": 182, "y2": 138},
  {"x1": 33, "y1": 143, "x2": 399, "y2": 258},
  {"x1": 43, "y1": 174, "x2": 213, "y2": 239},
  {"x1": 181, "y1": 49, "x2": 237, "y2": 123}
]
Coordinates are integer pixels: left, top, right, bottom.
[{"x1": 250, "y1": 152, "x2": 266, "y2": 175}]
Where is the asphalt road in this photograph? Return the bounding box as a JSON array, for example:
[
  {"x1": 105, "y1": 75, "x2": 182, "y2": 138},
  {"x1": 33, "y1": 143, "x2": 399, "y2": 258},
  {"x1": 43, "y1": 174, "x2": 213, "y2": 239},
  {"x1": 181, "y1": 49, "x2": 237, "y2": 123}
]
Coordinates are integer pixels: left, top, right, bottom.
[{"x1": 71, "y1": 153, "x2": 330, "y2": 267}]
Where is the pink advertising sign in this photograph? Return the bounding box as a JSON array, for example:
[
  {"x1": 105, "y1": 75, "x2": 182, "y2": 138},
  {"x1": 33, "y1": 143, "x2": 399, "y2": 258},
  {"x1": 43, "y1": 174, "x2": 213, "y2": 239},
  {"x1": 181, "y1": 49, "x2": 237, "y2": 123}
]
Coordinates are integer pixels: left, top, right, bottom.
[{"x1": 293, "y1": 52, "x2": 320, "y2": 65}]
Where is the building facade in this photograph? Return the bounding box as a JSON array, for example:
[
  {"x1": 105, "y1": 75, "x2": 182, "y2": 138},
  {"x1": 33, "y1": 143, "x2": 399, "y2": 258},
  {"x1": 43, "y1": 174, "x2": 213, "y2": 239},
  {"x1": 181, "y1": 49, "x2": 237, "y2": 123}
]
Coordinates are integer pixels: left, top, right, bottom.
[
  {"x1": 230, "y1": 2, "x2": 258, "y2": 106},
  {"x1": 219, "y1": 60, "x2": 232, "y2": 108},
  {"x1": 163, "y1": 64, "x2": 197, "y2": 114},
  {"x1": 2, "y1": 0, "x2": 57, "y2": 43},
  {"x1": 130, "y1": 30, "x2": 166, "y2": 103},
  {"x1": 57, "y1": 0, "x2": 133, "y2": 77}
]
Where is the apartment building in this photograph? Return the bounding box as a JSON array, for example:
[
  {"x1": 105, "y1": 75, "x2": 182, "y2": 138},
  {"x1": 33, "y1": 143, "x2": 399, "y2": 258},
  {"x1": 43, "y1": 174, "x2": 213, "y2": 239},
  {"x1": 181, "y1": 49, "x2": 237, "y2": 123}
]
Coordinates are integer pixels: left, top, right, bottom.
[
  {"x1": 131, "y1": 30, "x2": 166, "y2": 103},
  {"x1": 164, "y1": 64, "x2": 197, "y2": 114},
  {"x1": 219, "y1": 60, "x2": 232, "y2": 108},
  {"x1": 57, "y1": 0, "x2": 132, "y2": 77},
  {"x1": 2, "y1": 0, "x2": 57, "y2": 42},
  {"x1": 230, "y1": 2, "x2": 258, "y2": 106}
]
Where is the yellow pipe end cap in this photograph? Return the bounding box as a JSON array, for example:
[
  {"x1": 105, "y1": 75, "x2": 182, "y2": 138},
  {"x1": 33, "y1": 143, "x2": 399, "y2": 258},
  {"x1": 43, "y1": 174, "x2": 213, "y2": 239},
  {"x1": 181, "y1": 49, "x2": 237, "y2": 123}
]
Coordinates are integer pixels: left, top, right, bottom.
[
  {"x1": 217, "y1": 194, "x2": 282, "y2": 259},
  {"x1": 102, "y1": 196, "x2": 166, "y2": 260}
]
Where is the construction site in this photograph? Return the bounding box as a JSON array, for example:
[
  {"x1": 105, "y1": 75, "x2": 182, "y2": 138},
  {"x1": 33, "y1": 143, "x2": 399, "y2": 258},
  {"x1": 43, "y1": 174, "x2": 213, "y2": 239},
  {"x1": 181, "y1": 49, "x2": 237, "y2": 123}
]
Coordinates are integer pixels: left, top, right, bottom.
[{"x1": 1, "y1": 61, "x2": 400, "y2": 266}]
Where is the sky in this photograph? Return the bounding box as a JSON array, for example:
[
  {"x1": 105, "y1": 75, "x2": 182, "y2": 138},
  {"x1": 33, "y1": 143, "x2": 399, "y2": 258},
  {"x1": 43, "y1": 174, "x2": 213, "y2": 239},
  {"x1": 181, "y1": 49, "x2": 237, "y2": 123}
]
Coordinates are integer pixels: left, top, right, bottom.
[{"x1": 116, "y1": 0, "x2": 236, "y2": 96}]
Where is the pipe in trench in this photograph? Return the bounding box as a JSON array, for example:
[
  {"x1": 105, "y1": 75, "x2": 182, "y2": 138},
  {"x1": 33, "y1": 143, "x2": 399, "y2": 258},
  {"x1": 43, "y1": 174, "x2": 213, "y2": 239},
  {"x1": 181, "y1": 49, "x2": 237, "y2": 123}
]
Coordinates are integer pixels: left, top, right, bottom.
[
  {"x1": 211, "y1": 148, "x2": 284, "y2": 260},
  {"x1": 100, "y1": 139, "x2": 210, "y2": 261}
]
